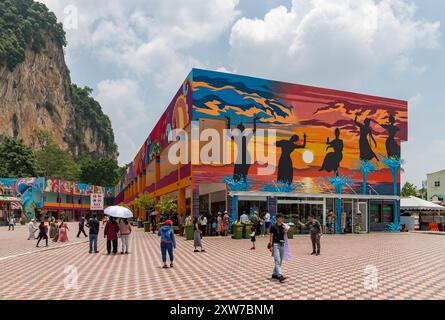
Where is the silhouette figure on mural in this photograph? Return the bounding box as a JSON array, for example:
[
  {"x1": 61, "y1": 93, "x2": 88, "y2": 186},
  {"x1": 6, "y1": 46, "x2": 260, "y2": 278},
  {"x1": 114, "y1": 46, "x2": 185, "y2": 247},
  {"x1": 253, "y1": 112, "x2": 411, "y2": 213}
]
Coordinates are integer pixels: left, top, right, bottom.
[
  {"x1": 225, "y1": 114, "x2": 259, "y2": 182},
  {"x1": 379, "y1": 114, "x2": 400, "y2": 159},
  {"x1": 354, "y1": 115, "x2": 379, "y2": 162},
  {"x1": 276, "y1": 133, "x2": 307, "y2": 185},
  {"x1": 319, "y1": 128, "x2": 343, "y2": 176}
]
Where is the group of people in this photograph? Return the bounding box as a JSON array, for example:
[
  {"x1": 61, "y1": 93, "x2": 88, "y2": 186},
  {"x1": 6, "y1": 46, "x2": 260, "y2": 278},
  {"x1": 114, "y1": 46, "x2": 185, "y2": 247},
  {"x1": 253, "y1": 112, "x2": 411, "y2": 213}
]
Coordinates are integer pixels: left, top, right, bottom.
[
  {"x1": 26, "y1": 215, "x2": 132, "y2": 254},
  {"x1": 195, "y1": 211, "x2": 230, "y2": 237},
  {"x1": 27, "y1": 218, "x2": 70, "y2": 247}
]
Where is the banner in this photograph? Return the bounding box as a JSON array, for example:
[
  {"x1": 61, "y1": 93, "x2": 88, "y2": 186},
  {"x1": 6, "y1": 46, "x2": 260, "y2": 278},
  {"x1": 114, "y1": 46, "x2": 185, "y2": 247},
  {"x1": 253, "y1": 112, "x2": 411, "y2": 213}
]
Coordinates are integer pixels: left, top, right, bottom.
[{"x1": 90, "y1": 193, "x2": 104, "y2": 210}]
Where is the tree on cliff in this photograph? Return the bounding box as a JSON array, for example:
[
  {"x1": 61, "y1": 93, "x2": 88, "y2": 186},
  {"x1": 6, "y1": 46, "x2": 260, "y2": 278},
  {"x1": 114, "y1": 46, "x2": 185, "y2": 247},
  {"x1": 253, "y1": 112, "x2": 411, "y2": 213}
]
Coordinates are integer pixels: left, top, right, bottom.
[
  {"x1": 0, "y1": 137, "x2": 38, "y2": 177},
  {"x1": 0, "y1": 0, "x2": 66, "y2": 70},
  {"x1": 35, "y1": 130, "x2": 80, "y2": 180},
  {"x1": 79, "y1": 158, "x2": 122, "y2": 186}
]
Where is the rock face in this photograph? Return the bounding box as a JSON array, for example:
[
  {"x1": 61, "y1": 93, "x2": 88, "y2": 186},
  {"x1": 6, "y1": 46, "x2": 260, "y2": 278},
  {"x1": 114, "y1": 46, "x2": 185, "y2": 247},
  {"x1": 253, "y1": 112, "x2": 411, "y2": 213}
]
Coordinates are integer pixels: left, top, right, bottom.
[{"x1": 0, "y1": 35, "x2": 117, "y2": 160}]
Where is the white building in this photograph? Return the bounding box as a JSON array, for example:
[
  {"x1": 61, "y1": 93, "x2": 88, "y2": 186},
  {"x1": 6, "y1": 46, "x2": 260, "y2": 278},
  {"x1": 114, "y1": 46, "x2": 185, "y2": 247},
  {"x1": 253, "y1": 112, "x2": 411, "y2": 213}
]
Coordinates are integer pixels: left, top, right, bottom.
[{"x1": 427, "y1": 170, "x2": 445, "y2": 203}]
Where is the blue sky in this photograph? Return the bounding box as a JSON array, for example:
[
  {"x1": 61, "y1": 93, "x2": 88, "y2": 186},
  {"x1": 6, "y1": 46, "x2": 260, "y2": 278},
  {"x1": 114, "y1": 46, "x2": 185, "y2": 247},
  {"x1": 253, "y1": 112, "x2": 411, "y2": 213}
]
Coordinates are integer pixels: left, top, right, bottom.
[{"x1": 39, "y1": 0, "x2": 444, "y2": 188}]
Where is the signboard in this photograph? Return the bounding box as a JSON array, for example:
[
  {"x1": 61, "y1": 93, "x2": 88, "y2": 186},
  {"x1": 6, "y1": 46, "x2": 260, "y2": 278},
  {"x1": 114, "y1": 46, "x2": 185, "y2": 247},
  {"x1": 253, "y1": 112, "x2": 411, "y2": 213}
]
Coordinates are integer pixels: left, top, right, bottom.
[{"x1": 90, "y1": 193, "x2": 104, "y2": 210}]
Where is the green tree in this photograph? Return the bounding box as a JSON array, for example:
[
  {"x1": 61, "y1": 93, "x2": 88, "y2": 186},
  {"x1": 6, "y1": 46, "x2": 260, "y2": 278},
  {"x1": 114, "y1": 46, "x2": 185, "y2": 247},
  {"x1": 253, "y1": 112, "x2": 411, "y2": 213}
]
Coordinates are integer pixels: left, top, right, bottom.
[
  {"x1": 135, "y1": 193, "x2": 155, "y2": 220},
  {"x1": 401, "y1": 182, "x2": 418, "y2": 197},
  {"x1": 0, "y1": 137, "x2": 38, "y2": 177},
  {"x1": 157, "y1": 196, "x2": 177, "y2": 215},
  {"x1": 35, "y1": 131, "x2": 80, "y2": 180},
  {"x1": 79, "y1": 158, "x2": 121, "y2": 186}
]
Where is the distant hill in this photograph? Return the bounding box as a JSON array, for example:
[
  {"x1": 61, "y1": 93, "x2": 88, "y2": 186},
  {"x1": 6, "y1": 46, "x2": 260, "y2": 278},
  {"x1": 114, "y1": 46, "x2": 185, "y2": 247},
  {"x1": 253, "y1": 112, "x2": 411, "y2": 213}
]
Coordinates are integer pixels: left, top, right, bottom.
[{"x1": 0, "y1": 0, "x2": 118, "y2": 160}]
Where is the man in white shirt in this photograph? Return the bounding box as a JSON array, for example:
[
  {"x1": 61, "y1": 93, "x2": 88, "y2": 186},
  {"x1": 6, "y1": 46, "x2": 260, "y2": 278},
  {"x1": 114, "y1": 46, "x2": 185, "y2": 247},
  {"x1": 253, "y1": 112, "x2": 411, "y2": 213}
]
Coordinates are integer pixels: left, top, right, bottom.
[
  {"x1": 264, "y1": 212, "x2": 271, "y2": 234},
  {"x1": 8, "y1": 216, "x2": 15, "y2": 231},
  {"x1": 200, "y1": 215, "x2": 208, "y2": 236},
  {"x1": 239, "y1": 211, "x2": 249, "y2": 223}
]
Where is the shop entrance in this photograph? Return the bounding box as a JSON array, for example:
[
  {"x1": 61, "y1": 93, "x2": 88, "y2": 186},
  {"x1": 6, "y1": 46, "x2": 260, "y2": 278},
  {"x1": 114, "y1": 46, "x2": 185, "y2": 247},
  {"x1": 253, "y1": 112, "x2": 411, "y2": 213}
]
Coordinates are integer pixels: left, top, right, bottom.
[
  {"x1": 277, "y1": 198, "x2": 324, "y2": 234},
  {"x1": 342, "y1": 199, "x2": 368, "y2": 233}
]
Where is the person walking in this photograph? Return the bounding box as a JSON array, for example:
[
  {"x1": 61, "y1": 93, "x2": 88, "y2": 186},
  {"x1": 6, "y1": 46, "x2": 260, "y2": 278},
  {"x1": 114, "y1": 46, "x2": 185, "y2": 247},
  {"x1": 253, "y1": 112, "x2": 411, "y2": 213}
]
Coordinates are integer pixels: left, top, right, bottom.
[
  {"x1": 298, "y1": 214, "x2": 322, "y2": 256},
  {"x1": 36, "y1": 221, "x2": 48, "y2": 247},
  {"x1": 223, "y1": 211, "x2": 230, "y2": 236},
  {"x1": 216, "y1": 212, "x2": 222, "y2": 236},
  {"x1": 49, "y1": 217, "x2": 58, "y2": 239},
  {"x1": 260, "y1": 213, "x2": 266, "y2": 237},
  {"x1": 268, "y1": 213, "x2": 287, "y2": 283},
  {"x1": 178, "y1": 215, "x2": 185, "y2": 237},
  {"x1": 104, "y1": 216, "x2": 119, "y2": 255},
  {"x1": 150, "y1": 209, "x2": 158, "y2": 233},
  {"x1": 264, "y1": 211, "x2": 271, "y2": 234},
  {"x1": 193, "y1": 219, "x2": 205, "y2": 252},
  {"x1": 119, "y1": 218, "x2": 132, "y2": 254},
  {"x1": 8, "y1": 216, "x2": 15, "y2": 231},
  {"x1": 250, "y1": 224, "x2": 256, "y2": 250},
  {"x1": 27, "y1": 219, "x2": 38, "y2": 240},
  {"x1": 77, "y1": 216, "x2": 87, "y2": 238},
  {"x1": 158, "y1": 220, "x2": 176, "y2": 268},
  {"x1": 326, "y1": 210, "x2": 334, "y2": 234},
  {"x1": 200, "y1": 215, "x2": 207, "y2": 238},
  {"x1": 86, "y1": 214, "x2": 100, "y2": 253},
  {"x1": 58, "y1": 220, "x2": 69, "y2": 242}
]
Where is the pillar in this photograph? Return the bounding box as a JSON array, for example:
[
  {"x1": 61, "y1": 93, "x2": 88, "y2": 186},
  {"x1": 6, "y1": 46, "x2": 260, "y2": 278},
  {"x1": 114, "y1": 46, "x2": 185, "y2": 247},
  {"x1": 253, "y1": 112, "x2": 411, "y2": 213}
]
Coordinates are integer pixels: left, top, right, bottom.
[
  {"x1": 178, "y1": 187, "x2": 186, "y2": 216},
  {"x1": 267, "y1": 196, "x2": 277, "y2": 224},
  {"x1": 191, "y1": 183, "x2": 199, "y2": 221}
]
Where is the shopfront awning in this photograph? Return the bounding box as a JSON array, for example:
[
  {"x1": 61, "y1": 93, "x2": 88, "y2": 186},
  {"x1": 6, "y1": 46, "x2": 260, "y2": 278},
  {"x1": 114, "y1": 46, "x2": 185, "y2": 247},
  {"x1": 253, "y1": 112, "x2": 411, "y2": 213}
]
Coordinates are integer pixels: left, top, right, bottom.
[{"x1": 401, "y1": 196, "x2": 445, "y2": 211}]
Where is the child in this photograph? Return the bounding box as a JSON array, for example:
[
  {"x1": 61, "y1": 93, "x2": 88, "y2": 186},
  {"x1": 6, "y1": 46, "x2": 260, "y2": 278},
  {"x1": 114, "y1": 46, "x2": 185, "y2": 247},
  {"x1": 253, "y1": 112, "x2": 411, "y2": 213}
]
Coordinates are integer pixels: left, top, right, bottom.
[
  {"x1": 212, "y1": 219, "x2": 217, "y2": 237},
  {"x1": 250, "y1": 224, "x2": 256, "y2": 250}
]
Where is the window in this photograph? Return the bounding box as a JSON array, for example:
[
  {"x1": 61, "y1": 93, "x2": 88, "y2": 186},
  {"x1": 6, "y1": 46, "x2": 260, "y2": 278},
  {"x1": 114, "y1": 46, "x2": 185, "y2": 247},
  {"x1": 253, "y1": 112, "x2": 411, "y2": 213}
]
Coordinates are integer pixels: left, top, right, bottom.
[
  {"x1": 435, "y1": 181, "x2": 440, "y2": 187},
  {"x1": 370, "y1": 204, "x2": 381, "y2": 223}
]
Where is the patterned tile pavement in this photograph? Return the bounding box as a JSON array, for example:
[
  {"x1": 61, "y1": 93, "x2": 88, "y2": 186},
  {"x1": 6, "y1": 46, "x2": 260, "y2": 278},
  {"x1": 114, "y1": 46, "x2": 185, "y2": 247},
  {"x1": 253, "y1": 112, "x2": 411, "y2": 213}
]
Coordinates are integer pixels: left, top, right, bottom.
[{"x1": 0, "y1": 224, "x2": 444, "y2": 300}]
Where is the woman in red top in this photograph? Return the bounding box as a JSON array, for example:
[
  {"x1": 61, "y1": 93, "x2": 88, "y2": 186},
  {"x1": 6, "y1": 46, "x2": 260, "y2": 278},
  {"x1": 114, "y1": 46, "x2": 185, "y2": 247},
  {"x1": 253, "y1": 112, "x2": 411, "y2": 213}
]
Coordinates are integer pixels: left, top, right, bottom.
[{"x1": 104, "y1": 216, "x2": 119, "y2": 255}]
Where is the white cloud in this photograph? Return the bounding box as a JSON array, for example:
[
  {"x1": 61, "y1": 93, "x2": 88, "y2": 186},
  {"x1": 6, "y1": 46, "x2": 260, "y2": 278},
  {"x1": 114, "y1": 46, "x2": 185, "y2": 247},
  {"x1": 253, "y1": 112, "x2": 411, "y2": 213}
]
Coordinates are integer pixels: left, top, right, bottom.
[
  {"x1": 229, "y1": 0, "x2": 441, "y2": 87},
  {"x1": 95, "y1": 79, "x2": 150, "y2": 164}
]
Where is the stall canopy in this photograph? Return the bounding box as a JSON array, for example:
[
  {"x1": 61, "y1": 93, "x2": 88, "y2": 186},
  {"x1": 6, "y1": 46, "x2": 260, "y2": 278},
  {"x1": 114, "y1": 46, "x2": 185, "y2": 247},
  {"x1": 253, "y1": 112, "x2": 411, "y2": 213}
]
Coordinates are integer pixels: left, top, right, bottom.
[{"x1": 401, "y1": 196, "x2": 445, "y2": 211}]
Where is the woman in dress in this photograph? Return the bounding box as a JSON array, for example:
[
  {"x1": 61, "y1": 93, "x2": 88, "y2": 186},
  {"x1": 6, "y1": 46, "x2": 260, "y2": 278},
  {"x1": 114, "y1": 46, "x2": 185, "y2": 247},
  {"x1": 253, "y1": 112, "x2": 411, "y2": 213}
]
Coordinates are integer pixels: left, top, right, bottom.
[
  {"x1": 276, "y1": 134, "x2": 307, "y2": 184},
  {"x1": 379, "y1": 114, "x2": 400, "y2": 159},
  {"x1": 354, "y1": 115, "x2": 379, "y2": 162},
  {"x1": 58, "y1": 219, "x2": 69, "y2": 242},
  {"x1": 49, "y1": 217, "x2": 58, "y2": 239},
  {"x1": 193, "y1": 219, "x2": 205, "y2": 252},
  {"x1": 319, "y1": 128, "x2": 344, "y2": 176},
  {"x1": 216, "y1": 212, "x2": 223, "y2": 236}
]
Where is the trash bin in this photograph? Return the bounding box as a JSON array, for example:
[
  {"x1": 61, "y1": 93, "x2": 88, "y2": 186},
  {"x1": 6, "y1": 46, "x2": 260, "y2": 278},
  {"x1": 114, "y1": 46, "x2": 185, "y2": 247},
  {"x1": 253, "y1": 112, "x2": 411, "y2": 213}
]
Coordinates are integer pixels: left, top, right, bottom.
[
  {"x1": 232, "y1": 224, "x2": 243, "y2": 239},
  {"x1": 185, "y1": 224, "x2": 194, "y2": 240},
  {"x1": 287, "y1": 224, "x2": 296, "y2": 239},
  {"x1": 243, "y1": 223, "x2": 252, "y2": 239},
  {"x1": 143, "y1": 222, "x2": 150, "y2": 232}
]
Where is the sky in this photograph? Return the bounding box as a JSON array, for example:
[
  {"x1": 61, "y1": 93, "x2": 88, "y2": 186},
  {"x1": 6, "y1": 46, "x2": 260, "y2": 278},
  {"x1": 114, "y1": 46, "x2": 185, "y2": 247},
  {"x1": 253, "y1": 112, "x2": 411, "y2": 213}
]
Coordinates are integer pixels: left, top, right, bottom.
[{"x1": 38, "y1": 0, "x2": 444, "y2": 188}]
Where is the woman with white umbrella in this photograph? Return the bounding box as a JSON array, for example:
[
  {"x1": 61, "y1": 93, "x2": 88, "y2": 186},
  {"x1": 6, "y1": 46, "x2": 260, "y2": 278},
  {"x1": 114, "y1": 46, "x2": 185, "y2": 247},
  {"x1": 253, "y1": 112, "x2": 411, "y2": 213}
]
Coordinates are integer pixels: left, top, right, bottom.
[{"x1": 104, "y1": 206, "x2": 133, "y2": 255}]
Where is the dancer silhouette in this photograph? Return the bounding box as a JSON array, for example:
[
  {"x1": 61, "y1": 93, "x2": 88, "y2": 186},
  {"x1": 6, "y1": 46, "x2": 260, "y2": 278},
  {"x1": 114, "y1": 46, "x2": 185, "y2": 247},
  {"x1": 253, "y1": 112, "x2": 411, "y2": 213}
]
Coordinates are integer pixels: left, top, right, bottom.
[
  {"x1": 354, "y1": 115, "x2": 379, "y2": 162},
  {"x1": 320, "y1": 128, "x2": 343, "y2": 176},
  {"x1": 276, "y1": 133, "x2": 307, "y2": 185},
  {"x1": 379, "y1": 114, "x2": 400, "y2": 158},
  {"x1": 225, "y1": 114, "x2": 259, "y2": 182}
]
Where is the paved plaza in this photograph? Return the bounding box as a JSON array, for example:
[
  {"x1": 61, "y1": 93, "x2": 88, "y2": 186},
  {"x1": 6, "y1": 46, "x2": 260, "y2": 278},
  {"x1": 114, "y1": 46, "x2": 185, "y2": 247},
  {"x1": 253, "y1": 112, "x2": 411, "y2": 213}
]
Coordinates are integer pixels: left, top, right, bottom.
[{"x1": 0, "y1": 223, "x2": 444, "y2": 300}]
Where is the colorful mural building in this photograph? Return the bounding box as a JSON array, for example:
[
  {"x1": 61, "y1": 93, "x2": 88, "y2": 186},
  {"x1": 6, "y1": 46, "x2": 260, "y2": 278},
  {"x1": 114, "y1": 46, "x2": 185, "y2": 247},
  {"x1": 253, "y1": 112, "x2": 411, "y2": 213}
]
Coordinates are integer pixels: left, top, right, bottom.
[
  {"x1": 0, "y1": 178, "x2": 115, "y2": 222},
  {"x1": 115, "y1": 69, "x2": 408, "y2": 233}
]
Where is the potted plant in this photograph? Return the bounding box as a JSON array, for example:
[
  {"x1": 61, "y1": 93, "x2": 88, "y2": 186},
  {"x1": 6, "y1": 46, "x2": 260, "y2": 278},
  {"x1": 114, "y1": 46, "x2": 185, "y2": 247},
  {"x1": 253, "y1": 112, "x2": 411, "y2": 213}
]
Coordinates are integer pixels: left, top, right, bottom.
[
  {"x1": 243, "y1": 220, "x2": 252, "y2": 239},
  {"x1": 232, "y1": 221, "x2": 243, "y2": 239}
]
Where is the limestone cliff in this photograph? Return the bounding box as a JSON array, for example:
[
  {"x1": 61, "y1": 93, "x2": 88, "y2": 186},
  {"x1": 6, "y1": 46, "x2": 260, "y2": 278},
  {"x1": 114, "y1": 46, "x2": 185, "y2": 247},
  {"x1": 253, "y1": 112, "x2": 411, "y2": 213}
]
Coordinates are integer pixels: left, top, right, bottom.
[{"x1": 0, "y1": 0, "x2": 117, "y2": 160}]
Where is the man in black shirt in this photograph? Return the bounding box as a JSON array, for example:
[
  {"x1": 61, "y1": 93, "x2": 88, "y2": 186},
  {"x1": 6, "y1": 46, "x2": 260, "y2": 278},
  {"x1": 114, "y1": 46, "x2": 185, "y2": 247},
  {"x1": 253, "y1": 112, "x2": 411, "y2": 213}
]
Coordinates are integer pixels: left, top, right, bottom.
[
  {"x1": 86, "y1": 214, "x2": 100, "y2": 253},
  {"x1": 77, "y1": 216, "x2": 87, "y2": 238},
  {"x1": 298, "y1": 214, "x2": 322, "y2": 256},
  {"x1": 268, "y1": 213, "x2": 287, "y2": 283}
]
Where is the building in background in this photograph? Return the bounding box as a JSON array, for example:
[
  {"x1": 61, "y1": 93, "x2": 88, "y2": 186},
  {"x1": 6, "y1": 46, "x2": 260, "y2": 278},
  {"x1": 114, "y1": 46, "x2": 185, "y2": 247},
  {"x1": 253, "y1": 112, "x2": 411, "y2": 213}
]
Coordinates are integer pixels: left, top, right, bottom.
[
  {"x1": 427, "y1": 170, "x2": 445, "y2": 204},
  {"x1": 0, "y1": 178, "x2": 114, "y2": 223},
  {"x1": 115, "y1": 69, "x2": 408, "y2": 233}
]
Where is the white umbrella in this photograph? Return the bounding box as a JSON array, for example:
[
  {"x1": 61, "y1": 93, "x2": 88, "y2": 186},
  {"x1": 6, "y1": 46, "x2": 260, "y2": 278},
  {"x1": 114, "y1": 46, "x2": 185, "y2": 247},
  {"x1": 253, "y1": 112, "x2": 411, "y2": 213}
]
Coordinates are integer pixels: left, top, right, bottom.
[{"x1": 104, "y1": 206, "x2": 134, "y2": 218}]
